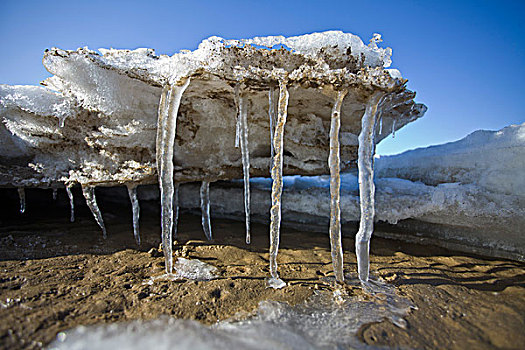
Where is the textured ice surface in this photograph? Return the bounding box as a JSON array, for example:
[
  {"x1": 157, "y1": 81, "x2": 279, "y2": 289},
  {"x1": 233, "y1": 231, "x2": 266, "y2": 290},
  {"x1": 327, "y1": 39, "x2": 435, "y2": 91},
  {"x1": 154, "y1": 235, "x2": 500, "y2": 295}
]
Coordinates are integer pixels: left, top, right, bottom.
[
  {"x1": 0, "y1": 31, "x2": 425, "y2": 189},
  {"x1": 50, "y1": 280, "x2": 412, "y2": 350},
  {"x1": 144, "y1": 258, "x2": 218, "y2": 284}
]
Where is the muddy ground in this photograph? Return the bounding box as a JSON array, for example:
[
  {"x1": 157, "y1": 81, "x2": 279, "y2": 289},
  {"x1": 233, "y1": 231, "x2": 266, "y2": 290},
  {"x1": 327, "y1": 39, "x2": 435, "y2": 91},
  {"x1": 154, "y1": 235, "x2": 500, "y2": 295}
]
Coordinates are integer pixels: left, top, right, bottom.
[{"x1": 0, "y1": 187, "x2": 524, "y2": 349}]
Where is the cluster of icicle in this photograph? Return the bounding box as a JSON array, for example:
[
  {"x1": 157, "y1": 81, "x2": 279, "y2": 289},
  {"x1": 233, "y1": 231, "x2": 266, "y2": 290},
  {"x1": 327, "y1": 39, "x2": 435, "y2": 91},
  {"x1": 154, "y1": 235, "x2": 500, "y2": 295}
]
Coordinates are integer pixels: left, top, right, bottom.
[
  {"x1": 14, "y1": 76, "x2": 389, "y2": 288},
  {"x1": 150, "y1": 75, "x2": 388, "y2": 287}
]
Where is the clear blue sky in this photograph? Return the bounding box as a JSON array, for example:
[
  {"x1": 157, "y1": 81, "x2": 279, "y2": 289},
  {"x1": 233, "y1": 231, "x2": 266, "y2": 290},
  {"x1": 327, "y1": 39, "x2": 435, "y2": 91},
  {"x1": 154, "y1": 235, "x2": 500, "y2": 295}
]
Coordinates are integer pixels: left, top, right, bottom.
[{"x1": 1, "y1": 0, "x2": 523, "y2": 155}]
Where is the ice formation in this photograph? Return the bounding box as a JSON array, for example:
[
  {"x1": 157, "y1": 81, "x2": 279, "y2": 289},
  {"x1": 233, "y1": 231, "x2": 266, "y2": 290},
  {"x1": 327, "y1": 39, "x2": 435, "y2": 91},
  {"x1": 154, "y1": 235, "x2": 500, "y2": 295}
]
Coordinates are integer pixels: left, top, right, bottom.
[
  {"x1": 66, "y1": 185, "x2": 75, "y2": 222},
  {"x1": 355, "y1": 92, "x2": 383, "y2": 282},
  {"x1": 127, "y1": 185, "x2": 141, "y2": 246},
  {"x1": 50, "y1": 282, "x2": 412, "y2": 350},
  {"x1": 157, "y1": 79, "x2": 191, "y2": 274},
  {"x1": 176, "y1": 123, "x2": 524, "y2": 261},
  {"x1": 200, "y1": 181, "x2": 212, "y2": 241},
  {"x1": 236, "y1": 90, "x2": 252, "y2": 244},
  {"x1": 17, "y1": 187, "x2": 25, "y2": 214},
  {"x1": 81, "y1": 186, "x2": 107, "y2": 239},
  {"x1": 268, "y1": 81, "x2": 289, "y2": 289},
  {"x1": 328, "y1": 89, "x2": 348, "y2": 282},
  {"x1": 0, "y1": 31, "x2": 427, "y2": 281},
  {"x1": 144, "y1": 257, "x2": 218, "y2": 284}
]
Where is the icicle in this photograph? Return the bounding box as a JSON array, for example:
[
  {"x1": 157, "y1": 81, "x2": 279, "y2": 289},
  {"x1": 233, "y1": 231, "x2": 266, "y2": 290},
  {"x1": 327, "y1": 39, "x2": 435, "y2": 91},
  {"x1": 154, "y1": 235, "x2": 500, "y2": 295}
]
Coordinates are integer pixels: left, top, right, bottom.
[
  {"x1": 173, "y1": 183, "x2": 180, "y2": 239},
  {"x1": 268, "y1": 86, "x2": 277, "y2": 161},
  {"x1": 237, "y1": 92, "x2": 251, "y2": 244},
  {"x1": 328, "y1": 89, "x2": 348, "y2": 283},
  {"x1": 392, "y1": 119, "x2": 396, "y2": 138},
  {"x1": 17, "y1": 187, "x2": 25, "y2": 214},
  {"x1": 234, "y1": 84, "x2": 241, "y2": 148},
  {"x1": 58, "y1": 116, "x2": 66, "y2": 128},
  {"x1": 81, "y1": 185, "x2": 107, "y2": 239},
  {"x1": 379, "y1": 117, "x2": 383, "y2": 134},
  {"x1": 127, "y1": 184, "x2": 141, "y2": 246},
  {"x1": 268, "y1": 80, "x2": 289, "y2": 289},
  {"x1": 200, "y1": 181, "x2": 212, "y2": 240},
  {"x1": 52, "y1": 188, "x2": 57, "y2": 200},
  {"x1": 157, "y1": 78, "x2": 190, "y2": 274},
  {"x1": 66, "y1": 185, "x2": 75, "y2": 222},
  {"x1": 355, "y1": 92, "x2": 383, "y2": 282}
]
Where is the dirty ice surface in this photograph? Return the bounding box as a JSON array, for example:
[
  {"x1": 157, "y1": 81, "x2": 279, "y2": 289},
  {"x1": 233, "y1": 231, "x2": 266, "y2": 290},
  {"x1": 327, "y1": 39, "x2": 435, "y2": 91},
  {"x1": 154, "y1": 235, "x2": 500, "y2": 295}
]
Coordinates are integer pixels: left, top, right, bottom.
[
  {"x1": 50, "y1": 279, "x2": 412, "y2": 350},
  {"x1": 144, "y1": 257, "x2": 218, "y2": 284}
]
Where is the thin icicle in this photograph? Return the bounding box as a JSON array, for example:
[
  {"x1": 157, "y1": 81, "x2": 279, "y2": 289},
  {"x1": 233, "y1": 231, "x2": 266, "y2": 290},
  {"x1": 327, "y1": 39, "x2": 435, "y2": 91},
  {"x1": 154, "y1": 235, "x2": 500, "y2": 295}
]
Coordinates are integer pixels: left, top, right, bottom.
[
  {"x1": 66, "y1": 185, "x2": 75, "y2": 222},
  {"x1": 173, "y1": 183, "x2": 180, "y2": 239},
  {"x1": 81, "y1": 185, "x2": 107, "y2": 239},
  {"x1": 157, "y1": 78, "x2": 190, "y2": 274},
  {"x1": 355, "y1": 92, "x2": 383, "y2": 282},
  {"x1": 268, "y1": 80, "x2": 289, "y2": 289},
  {"x1": 392, "y1": 119, "x2": 396, "y2": 138},
  {"x1": 200, "y1": 181, "x2": 212, "y2": 240},
  {"x1": 237, "y1": 93, "x2": 251, "y2": 244},
  {"x1": 234, "y1": 84, "x2": 241, "y2": 148},
  {"x1": 52, "y1": 188, "x2": 57, "y2": 200},
  {"x1": 268, "y1": 85, "x2": 277, "y2": 161},
  {"x1": 58, "y1": 116, "x2": 66, "y2": 128},
  {"x1": 127, "y1": 184, "x2": 141, "y2": 246},
  {"x1": 379, "y1": 117, "x2": 383, "y2": 134},
  {"x1": 17, "y1": 187, "x2": 25, "y2": 214},
  {"x1": 328, "y1": 89, "x2": 348, "y2": 283}
]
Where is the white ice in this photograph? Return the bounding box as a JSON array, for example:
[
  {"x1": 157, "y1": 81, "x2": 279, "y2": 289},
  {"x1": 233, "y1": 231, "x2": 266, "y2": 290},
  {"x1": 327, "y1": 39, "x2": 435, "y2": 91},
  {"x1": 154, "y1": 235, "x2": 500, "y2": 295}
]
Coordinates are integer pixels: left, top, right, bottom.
[
  {"x1": 268, "y1": 80, "x2": 289, "y2": 288},
  {"x1": 200, "y1": 181, "x2": 212, "y2": 240},
  {"x1": 127, "y1": 184, "x2": 141, "y2": 246},
  {"x1": 66, "y1": 185, "x2": 75, "y2": 222},
  {"x1": 81, "y1": 185, "x2": 107, "y2": 239}
]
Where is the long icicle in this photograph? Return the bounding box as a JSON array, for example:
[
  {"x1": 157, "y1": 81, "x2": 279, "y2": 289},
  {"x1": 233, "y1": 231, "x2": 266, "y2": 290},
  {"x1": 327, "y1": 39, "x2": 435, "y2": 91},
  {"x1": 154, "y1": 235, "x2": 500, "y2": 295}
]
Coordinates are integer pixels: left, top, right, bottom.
[
  {"x1": 81, "y1": 185, "x2": 107, "y2": 239},
  {"x1": 173, "y1": 183, "x2": 180, "y2": 239},
  {"x1": 268, "y1": 80, "x2": 289, "y2": 289},
  {"x1": 355, "y1": 92, "x2": 383, "y2": 282},
  {"x1": 157, "y1": 78, "x2": 191, "y2": 274},
  {"x1": 127, "y1": 184, "x2": 141, "y2": 246},
  {"x1": 328, "y1": 89, "x2": 348, "y2": 283},
  {"x1": 234, "y1": 84, "x2": 241, "y2": 148},
  {"x1": 200, "y1": 181, "x2": 212, "y2": 240},
  {"x1": 66, "y1": 185, "x2": 75, "y2": 222},
  {"x1": 268, "y1": 85, "x2": 277, "y2": 161},
  {"x1": 52, "y1": 188, "x2": 57, "y2": 200},
  {"x1": 17, "y1": 187, "x2": 25, "y2": 214},
  {"x1": 238, "y1": 93, "x2": 251, "y2": 244}
]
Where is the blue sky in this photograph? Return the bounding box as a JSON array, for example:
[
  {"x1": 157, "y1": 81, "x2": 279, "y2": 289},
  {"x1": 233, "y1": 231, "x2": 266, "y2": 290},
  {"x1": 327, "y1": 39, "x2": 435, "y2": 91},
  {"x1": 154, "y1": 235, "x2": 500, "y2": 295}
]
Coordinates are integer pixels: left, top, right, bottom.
[{"x1": 1, "y1": 0, "x2": 523, "y2": 155}]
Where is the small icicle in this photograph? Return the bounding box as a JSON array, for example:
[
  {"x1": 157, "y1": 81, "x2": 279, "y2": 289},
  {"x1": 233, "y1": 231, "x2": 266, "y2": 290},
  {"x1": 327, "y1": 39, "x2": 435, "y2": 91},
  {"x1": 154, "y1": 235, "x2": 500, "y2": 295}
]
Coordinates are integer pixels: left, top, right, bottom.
[
  {"x1": 58, "y1": 116, "x2": 66, "y2": 128},
  {"x1": 157, "y1": 78, "x2": 190, "y2": 275},
  {"x1": 173, "y1": 183, "x2": 180, "y2": 239},
  {"x1": 200, "y1": 181, "x2": 212, "y2": 240},
  {"x1": 379, "y1": 117, "x2": 383, "y2": 134},
  {"x1": 237, "y1": 92, "x2": 251, "y2": 244},
  {"x1": 328, "y1": 89, "x2": 348, "y2": 283},
  {"x1": 355, "y1": 92, "x2": 383, "y2": 282},
  {"x1": 392, "y1": 119, "x2": 396, "y2": 138},
  {"x1": 66, "y1": 185, "x2": 75, "y2": 222},
  {"x1": 268, "y1": 85, "x2": 277, "y2": 161},
  {"x1": 52, "y1": 188, "x2": 57, "y2": 200},
  {"x1": 234, "y1": 84, "x2": 241, "y2": 148},
  {"x1": 17, "y1": 187, "x2": 25, "y2": 214},
  {"x1": 127, "y1": 184, "x2": 141, "y2": 246},
  {"x1": 81, "y1": 185, "x2": 107, "y2": 239},
  {"x1": 268, "y1": 80, "x2": 289, "y2": 289}
]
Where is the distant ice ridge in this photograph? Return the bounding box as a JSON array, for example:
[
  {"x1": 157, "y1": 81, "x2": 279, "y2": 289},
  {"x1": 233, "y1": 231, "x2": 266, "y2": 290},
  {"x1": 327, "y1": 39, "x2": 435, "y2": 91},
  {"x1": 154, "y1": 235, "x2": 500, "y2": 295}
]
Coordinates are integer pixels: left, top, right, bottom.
[
  {"x1": 177, "y1": 123, "x2": 525, "y2": 261},
  {"x1": 49, "y1": 282, "x2": 412, "y2": 350}
]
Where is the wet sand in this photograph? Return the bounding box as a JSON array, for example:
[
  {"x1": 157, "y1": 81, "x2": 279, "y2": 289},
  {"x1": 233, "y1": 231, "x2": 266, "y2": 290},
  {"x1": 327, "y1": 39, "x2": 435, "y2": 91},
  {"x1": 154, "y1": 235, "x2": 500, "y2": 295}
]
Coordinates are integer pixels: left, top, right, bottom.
[{"x1": 0, "y1": 189, "x2": 524, "y2": 349}]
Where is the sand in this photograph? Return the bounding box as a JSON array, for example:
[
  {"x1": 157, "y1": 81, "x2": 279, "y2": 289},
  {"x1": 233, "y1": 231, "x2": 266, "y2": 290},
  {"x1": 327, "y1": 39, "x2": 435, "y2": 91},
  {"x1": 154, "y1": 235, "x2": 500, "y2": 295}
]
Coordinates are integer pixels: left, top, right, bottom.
[{"x1": 0, "y1": 188, "x2": 524, "y2": 349}]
